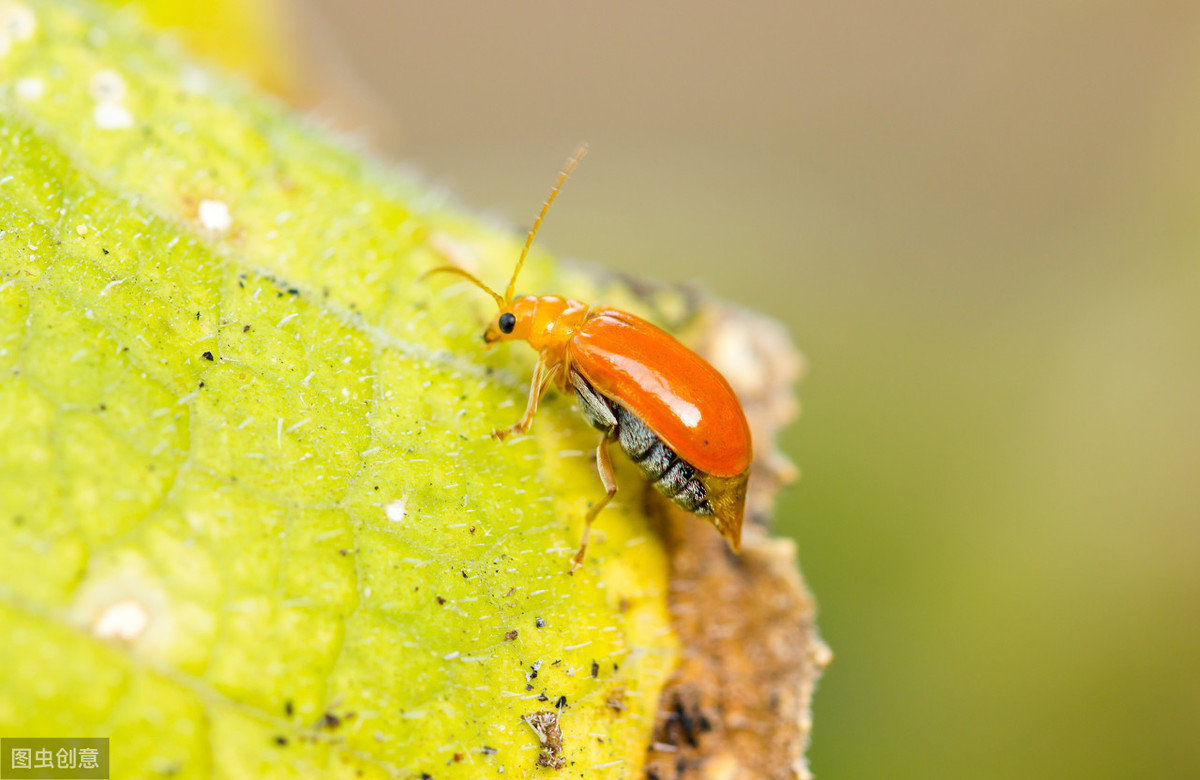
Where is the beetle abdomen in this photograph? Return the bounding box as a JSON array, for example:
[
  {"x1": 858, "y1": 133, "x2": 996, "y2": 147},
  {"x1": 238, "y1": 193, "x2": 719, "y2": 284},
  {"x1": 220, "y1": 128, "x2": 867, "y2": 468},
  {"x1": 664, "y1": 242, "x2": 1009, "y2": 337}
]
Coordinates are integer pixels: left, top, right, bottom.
[
  {"x1": 618, "y1": 408, "x2": 712, "y2": 516},
  {"x1": 571, "y1": 372, "x2": 713, "y2": 517}
]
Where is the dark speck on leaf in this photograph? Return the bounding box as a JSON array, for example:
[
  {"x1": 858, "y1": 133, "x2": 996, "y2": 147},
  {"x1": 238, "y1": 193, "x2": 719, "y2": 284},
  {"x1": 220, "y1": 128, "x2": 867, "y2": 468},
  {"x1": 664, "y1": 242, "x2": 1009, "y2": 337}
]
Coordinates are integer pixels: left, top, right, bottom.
[
  {"x1": 556, "y1": 695, "x2": 567, "y2": 709},
  {"x1": 198, "y1": 382, "x2": 205, "y2": 388},
  {"x1": 102, "y1": 248, "x2": 109, "y2": 255},
  {"x1": 319, "y1": 712, "x2": 341, "y2": 730},
  {"x1": 591, "y1": 660, "x2": 599, "y2": 678},
  {"x1": 274, "y1": 736, "x2": 288, "y2": 746},
  {"x1": 288, "y1": 288, "x2": 299, "y2": 295},
  {"x1": 535, "y1": 617, "x2": 546, "y2": 628},
  {"x1": 537, "y1": 693, "x2": 549, "y2": 702},
  {"x1": 480, "y1": 746, "x2": 497, "y2": 755},
  {"x1": 436, "y1": 596, "x2": 446, "y2": 605},
  {"x1": 243, "y1": 325, "x2": 251, "y2": 333},
  {"x1": 285, "y1": 701, "x2": 293, "y2": 716},
  {"x1": 452, "y1": 753, "x2": 464, "y2": 762},
  {"x1": 202, "y1": 351, "x2": 214, "y2": 361},
  {"x1": 505, "y1": 630, "x2": 518, "y2": 641}
]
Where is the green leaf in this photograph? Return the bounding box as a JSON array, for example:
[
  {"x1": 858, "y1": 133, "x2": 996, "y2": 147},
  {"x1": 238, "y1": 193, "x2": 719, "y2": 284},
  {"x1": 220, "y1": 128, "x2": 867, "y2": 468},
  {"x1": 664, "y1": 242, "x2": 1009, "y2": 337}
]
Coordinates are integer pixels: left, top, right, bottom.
[{"x1": 0, "y1": 1, "x2": 680, "y2": 776}]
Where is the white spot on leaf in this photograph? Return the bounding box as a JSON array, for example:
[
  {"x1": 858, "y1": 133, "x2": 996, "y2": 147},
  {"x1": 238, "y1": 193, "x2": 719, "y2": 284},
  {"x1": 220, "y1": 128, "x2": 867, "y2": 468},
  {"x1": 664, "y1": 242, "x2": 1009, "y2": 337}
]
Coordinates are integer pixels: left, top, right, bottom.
[
  {"x1": 385, "y1": 497, "x2": 408, "y2": 523},
  {"x1": 70, "y1": 573, "x2": 176, "y2": 660},
  {"x1": 93, "y1": 599, "x2": 150, "y2": 642},
  {"x1": 197, "y1": 199, "x2": 232, "y2": 232},
  {"x1": 1, "y1": 4, "x2": 35, "y2": 44},
  {"x1": 93, "y1": 102, "x2": 133, "y2": 130},
  {"x1": 15, "y1": 77, "x2": 43, "y2": 100}
]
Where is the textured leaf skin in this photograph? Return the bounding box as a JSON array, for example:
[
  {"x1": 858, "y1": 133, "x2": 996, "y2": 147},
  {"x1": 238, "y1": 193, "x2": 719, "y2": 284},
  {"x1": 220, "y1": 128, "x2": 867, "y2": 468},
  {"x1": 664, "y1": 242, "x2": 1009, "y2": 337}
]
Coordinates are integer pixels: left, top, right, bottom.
[{"x1": 0, "y1": 2, "x2": 679, "y2": 777}]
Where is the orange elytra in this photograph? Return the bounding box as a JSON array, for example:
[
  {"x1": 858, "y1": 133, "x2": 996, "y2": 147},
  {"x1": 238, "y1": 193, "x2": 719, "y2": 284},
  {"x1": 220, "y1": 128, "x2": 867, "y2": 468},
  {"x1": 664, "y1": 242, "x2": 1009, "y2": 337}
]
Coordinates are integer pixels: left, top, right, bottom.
[{"x1": 423, "y1": 144, "x2": 752, "y2": 570}]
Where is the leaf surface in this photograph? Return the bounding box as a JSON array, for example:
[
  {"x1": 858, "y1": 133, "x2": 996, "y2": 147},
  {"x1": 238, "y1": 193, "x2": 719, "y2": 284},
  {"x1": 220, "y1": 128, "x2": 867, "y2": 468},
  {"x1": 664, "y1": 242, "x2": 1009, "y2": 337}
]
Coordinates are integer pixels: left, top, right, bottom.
[{"x1": 0, "y1": 2, "x2": 679, "y2": 776}]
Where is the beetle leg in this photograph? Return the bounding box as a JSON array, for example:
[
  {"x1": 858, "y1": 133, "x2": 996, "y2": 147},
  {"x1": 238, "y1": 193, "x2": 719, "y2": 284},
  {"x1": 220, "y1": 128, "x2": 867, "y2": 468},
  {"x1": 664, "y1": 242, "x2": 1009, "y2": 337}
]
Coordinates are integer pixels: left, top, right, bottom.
[
  {"x1": 494, "y1": 357, "x2": 559, "y2": 441},
  {"x1": 571, "y1": 433, "x2": 618, "y2": 571}
]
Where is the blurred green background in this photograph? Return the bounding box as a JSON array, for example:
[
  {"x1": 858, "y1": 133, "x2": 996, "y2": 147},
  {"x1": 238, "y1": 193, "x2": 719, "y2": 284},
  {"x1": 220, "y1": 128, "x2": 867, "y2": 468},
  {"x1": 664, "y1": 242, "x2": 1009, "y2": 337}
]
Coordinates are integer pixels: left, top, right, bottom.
[{"x1": 191, "y1": 0, "x2": 1200, "y2": 776}]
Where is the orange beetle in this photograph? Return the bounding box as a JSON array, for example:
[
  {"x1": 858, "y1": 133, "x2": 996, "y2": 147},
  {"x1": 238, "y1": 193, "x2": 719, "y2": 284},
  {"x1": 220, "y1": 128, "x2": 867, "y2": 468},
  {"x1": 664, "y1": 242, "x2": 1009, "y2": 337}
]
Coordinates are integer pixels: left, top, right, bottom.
[{"x1": 425, "y1": 145, "x2": 752, "y2": 569}]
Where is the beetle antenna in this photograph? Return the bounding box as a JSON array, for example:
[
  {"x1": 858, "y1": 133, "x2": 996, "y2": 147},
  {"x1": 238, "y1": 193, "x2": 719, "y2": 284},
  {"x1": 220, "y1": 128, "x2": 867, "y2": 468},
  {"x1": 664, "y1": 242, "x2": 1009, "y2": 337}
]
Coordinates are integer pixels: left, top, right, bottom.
[
  {"x1": 505, "y1": 142, "x2": 588, "y2": 304},
  {"x1": 420, "y1": 265, "x2": 505, "y2": 309}
]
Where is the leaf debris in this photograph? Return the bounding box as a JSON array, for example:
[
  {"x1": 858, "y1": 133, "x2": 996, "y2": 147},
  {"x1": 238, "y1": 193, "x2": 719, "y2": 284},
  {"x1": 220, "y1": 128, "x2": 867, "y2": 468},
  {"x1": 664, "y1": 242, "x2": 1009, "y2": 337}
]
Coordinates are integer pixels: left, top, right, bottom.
[{"x1": 522, "y1": 710, "x2": 566, "y2": 770}]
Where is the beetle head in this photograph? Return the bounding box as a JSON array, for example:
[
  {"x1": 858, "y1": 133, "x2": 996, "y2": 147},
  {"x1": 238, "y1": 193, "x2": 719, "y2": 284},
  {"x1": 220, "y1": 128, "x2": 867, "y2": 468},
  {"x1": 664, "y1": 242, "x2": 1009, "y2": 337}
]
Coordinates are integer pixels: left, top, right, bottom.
[
  {"x1": 420, "y1": 144, "x2": 588, "y2": 345},
  {"x1": 482, "y1": 298, "x2": 537, "y2": 345}
]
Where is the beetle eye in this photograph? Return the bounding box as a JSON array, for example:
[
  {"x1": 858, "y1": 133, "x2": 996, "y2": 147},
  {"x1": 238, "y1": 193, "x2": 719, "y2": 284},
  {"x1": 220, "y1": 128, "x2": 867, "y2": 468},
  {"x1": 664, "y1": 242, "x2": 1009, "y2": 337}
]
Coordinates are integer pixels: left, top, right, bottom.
[{"x1": 498, "y1": 312, "x2": 516, "y2": 334}]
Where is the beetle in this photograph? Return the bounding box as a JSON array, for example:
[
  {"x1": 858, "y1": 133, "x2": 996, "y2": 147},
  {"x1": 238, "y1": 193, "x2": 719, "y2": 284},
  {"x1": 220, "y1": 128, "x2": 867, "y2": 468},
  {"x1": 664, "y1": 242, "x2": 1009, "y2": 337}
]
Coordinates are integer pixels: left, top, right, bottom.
[{"x1": 424, "y1": 145, "x2": 751, "y2": 570}]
